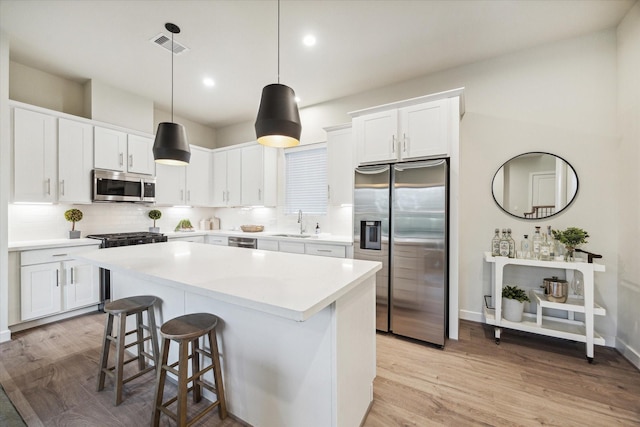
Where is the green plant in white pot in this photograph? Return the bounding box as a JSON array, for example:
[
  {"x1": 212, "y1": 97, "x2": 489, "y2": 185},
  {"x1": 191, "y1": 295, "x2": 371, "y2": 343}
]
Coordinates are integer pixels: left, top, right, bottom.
[
  {"x1": 148, "y1": 209, "x2": 162, "y2": 233},
  {"x1": 502, "y1": 285, "x2": 530, "y2": 322},
  {"x1": 64, "y1": 208, "x2": 83, "y2": 239}
]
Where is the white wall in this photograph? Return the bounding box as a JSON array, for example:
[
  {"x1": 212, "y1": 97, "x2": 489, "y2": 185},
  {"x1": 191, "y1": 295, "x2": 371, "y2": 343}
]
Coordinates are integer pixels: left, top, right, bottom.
[
  {"x1": 154, "y1": 108, "x2": 217, "y2": 149},
  {"x1": 218, "y1": 29, "x2": 620, "y2": 344},
  {"x1": 616, "y1": 1, "x2": 640, "y2": 368},
  {"x1": 85, "y1": 79, "x2": 154, "y2": 133}
]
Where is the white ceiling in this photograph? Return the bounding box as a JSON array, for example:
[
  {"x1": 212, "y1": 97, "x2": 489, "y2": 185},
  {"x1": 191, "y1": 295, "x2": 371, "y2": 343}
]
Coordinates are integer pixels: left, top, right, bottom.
[{"x1": 0, "y1": 0, "x2": 635, "y2": 129}]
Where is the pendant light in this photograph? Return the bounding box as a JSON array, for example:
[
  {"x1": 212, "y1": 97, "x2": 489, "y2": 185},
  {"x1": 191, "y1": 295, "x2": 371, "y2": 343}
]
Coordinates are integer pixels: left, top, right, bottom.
[
  {"x1": 255, "y1": 0, "x2": 302, "y2": 148},
  {"x1": 153, "y1": 23, "x2": 190, "y2": 165}
]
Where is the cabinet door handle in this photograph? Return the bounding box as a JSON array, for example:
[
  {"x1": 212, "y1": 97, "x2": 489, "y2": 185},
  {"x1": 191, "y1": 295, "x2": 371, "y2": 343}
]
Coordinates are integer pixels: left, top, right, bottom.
[
  {"x1": 327, "y1": 185, "x2": 331, "y2": 200},
  {"x1": 403, "y1": 133, "x2": 407, "y2": 152},
  {"x1": 60, "y1": 180, "x2": 65, "y2": 196},
  {"x1": 129, "y1": 154, "x2": 133, "y2": 168},
  {"x1": 119, "y1": 153, "x2": 124, "y2": 166},
  {"x1": 52, "y1": 253, "x2": 68, "y2": 257},
  {"x1": 70, "y1": 267, "x2": 75, "y2": 284},
  {"x1": 180, "y1": 189, "x2": 184, "y2": 201},
  {"x1": 391, "y1": 135, "x2": 396, "y2": 153},
  {"x1": 317, "y1": 249, "x2": 332, "y2": 253},
  {"x1": 46, "y1": 178, "x2": 51, "y2": 195},
  {"x1": 187, "y1": 190, "x2": 190, "y2": 202},
  {"x1": 56, "y1": 269, "x2": 59, "y2": 287}
]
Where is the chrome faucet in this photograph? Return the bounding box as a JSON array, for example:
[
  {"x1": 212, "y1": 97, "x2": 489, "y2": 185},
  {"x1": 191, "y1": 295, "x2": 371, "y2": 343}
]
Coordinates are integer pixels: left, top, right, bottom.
[{"x1": 297, "y1": 210, "x2": 306, "y2": 234}]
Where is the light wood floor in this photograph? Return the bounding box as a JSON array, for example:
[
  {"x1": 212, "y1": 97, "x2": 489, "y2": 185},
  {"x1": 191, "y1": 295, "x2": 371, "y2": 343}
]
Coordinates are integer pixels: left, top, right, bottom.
[{"x1": 0, "y1": 312, "x2": 638, "y2": 426}]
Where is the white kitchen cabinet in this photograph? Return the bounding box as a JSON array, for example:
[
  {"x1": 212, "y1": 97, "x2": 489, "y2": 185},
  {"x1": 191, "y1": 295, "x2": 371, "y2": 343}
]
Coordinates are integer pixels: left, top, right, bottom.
[
  {"x1": 257, "y1": 239, "x2": 279, "y2": 251},
  {"x1": 168, "y1": 235, "x2": 205, "y2": 243},
  {"x1": 58, "y1": 118, "x2": 94, "y2": 204},
  {"x1": 351, "y1": 91, "x2": 462, "y2": 165},
  {"x1": 483, "y1": 252, "x2": 606, "y2": 362},
  {"x1": 64, "y1": 259, "x2": 100, "y2": 310},
  {"x1": 156, "y1": 145, "x2": 209, "y2": 206},
  {"x1": 278, "y1": 241, "x2": 306, "y2": 254},
  {"x1": 20, "y1": 245, "x2": 100, "y2": 322},
  {"x1": 12, "y1": 107, "x2": 57, "y2": 203},
  {"x1": 206, "y1": 235, "x2": 229, "y2": 246},
  {"x1": 325, "y1": 124, "x2": 354, "y2": 206},
  {"x1": 212, "y1": 148, "x2": 241, "y2": 207},
  {"x1": 241, "y1": 144, "x2": 277, "y2": 207},
  {"x1": 305, "y1": 243, "x2": 347, "y2": 258},
  {"x1": 94, "y1": 126, "x2": 154, "y2": 175}
]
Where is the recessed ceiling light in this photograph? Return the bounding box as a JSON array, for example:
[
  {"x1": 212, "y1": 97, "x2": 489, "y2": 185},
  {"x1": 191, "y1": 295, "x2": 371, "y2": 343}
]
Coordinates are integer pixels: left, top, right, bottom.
[
  {"x1": 203, "y1": 77, "x2": 215, "y2": 87},
  {"x1": 303, "y1": 34, "x2": 316, "y2": 47}
]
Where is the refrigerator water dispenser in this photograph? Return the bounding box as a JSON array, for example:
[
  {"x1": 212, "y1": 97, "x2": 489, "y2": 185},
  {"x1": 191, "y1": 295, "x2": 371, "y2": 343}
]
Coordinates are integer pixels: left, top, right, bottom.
[{"x1": 360, "y1": 221, "x2": 381, "y2": 250}]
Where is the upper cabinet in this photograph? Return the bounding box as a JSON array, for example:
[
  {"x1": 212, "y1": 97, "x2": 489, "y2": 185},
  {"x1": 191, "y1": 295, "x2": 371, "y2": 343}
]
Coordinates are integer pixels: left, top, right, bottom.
[
  {"x1": 12, "y1": 108, "x2": 57, "y2": 203},
  {"x1": 325, "y1": 124, "x2": 354, "y2": 207},
  {"x1": 241, "y1": 144, "x2": 277, "y2": 207},
  {"x1": 155, "y1": 145, "x2": 210, "y2": 206},
  {"x1": 94, "y1": 126, "x2": 154, "y2": 175},
  {"x1": 351, "y1": 90, "x2": 463, "y2": 165},
  {"x1": 212, "y1": 148, "x2": 241, "y2": 207},
  {"x1": 58, "y1": 118, "x2": 94, "y2": 204}
]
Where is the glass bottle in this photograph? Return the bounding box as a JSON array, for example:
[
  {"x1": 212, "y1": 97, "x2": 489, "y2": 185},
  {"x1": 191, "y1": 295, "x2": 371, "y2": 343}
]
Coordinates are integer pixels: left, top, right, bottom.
[
  {"x1": 507, "y1": 228, "x2": 516, "y2": 258},
  {"x1": 491, "y1": 228, "x2": 501, "y2": 256},
  {"x1": 532, "y1": 226, "x2": 542, "y2": 260},
  {"x1": 546, "y1": 226, "x2": 555, "y2": 259},
  {"x1": 499, "y1": 229, "x2": 510, "y2": 257},
  {"x1": 539, "y1": 232, "x2": 551, "y2": 260},
  {"x1": 521, "y1": 234, "x2": 531, "y2": 259}
]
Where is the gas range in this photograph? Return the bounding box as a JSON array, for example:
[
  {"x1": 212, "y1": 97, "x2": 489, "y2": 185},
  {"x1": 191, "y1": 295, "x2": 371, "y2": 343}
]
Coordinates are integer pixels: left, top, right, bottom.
[{"x1": 87, "y1": 231, "x2": 167, "y2": 248}]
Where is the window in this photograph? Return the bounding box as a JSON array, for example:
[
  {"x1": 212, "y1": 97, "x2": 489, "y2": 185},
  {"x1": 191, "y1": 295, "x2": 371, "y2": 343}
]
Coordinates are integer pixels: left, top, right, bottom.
[{"x1": 284, "y1": 145, "x2": 327, "y2": 215}]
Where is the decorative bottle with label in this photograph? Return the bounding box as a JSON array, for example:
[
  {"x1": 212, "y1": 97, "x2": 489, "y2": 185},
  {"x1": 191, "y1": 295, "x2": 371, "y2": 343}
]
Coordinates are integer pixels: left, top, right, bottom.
[
  {"x1": 491, "y1": 228, "x2": 501, "y2": 256},
  {"x1": 546, "y1": 226, "x2": 556, "y2": 259},
  {"x1": 521, "y1": 235, "x2": 531, "y2": 259},
  {"x1": 532, "y1": 226, "x2": 543, "y2": 259},
  {"x1": 507, "y1": 228, "x2": 516, "y2": 258},
  {"x1": 499, "y1": 229, "x2": 510, "y2": 257},
  {"x1": 539, "y1": 232, "x2": 551, "y2": 260}
]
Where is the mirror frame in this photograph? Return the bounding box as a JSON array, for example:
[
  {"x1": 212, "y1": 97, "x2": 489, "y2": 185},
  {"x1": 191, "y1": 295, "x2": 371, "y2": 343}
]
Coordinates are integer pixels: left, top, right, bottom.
[{"x1": 491, "y1": 151, "x2": 579, "y2": 220}]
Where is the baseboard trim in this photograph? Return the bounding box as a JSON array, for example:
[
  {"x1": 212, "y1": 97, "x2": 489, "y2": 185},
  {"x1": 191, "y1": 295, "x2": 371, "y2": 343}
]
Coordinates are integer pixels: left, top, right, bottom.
[
  {"x1": 459, "y1": 309, "x2": 483, "y2": 323},
  {"x1": 616, "y1": 337, "x2": 640, "y2": 370},
  {"x1": 9, "y1": 305, "x2": 99, "y2": 334},
  {"x1": 0, "y1": 329, "x2": 11, "y2": 343}
]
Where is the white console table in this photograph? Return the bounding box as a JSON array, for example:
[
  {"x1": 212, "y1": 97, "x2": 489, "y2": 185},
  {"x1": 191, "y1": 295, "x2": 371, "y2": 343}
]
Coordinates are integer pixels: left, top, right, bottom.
[{"x1": 483, "y1": 252, "x2": 606, "y2": 362}]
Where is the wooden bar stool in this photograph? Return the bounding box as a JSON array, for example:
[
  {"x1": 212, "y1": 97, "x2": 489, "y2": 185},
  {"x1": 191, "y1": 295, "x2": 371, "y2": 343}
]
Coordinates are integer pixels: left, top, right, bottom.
[
  {"x1": 97, "y1": 295, "x2": 160, "y2": 406},
  {"x1": 152, "y1": 313, "x2": 228, "y2": 427}
]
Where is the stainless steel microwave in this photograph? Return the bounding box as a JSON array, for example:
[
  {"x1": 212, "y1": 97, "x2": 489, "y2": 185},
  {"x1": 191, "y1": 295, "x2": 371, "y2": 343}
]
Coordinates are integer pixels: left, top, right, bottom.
[{"x1": 92, "y1": 169, "x2": 156, "y2": 203}]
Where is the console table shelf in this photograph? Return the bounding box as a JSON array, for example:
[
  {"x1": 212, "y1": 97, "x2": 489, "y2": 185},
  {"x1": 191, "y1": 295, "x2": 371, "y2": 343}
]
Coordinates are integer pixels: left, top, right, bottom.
[{"x1": 483, "y1": 252, "x2": 606, "y2": 362}]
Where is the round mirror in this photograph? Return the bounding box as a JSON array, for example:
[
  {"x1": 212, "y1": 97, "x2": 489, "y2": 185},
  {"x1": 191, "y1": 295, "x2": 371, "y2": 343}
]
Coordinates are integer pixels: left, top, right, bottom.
[{"x1": 492, "y1": 152, "x2": 578, "y2": 220}]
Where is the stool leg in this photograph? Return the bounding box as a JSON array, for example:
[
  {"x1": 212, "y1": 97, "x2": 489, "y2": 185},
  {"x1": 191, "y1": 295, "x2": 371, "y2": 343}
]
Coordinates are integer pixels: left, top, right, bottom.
[
  {"x1": 146, "y1": 306, "x2": 160, "y2": 368},
  {"x1": 192, "y1": 337, "x2": 201, "y2": 403},
  {"x1": 97, "y1": 313, "x2": 114, "y2": 392},
  {"x1": 114, "y1": 312, "x2": 127, "y2": 406},
  {"x1": 152, "y1": 337, "x2": 170, "y2": 427},
  {"x1": 209, "y1": 330, "x2": 228, "y2": 419},
  {"x1": 177, "y1": 340, "x2": 189, "y2": 426},
  {"x1": 136, "y1": 311, "x2": 145, "y2": 370}
]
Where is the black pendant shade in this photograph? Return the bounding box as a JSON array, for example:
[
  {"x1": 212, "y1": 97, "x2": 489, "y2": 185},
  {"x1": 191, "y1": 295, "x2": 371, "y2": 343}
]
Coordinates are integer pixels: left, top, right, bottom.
[
  {"x1": 255, "y1": 83, "x2": 302, "y2": 148},
  {"x1": 153, "y1": 122, "x2": 190, "y2": 165}
]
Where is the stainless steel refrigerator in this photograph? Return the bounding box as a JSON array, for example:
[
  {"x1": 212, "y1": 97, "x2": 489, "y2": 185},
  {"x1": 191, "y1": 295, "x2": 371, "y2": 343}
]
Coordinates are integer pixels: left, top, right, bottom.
[{"x1": 354, "y1": 160, "x2": 448, "y2": 346}]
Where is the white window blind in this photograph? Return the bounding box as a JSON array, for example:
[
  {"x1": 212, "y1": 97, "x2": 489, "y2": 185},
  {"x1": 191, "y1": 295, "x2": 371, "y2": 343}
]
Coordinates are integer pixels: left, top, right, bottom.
[{"x1": 285, "y1": 146, "x2": 327, "y2": 215}]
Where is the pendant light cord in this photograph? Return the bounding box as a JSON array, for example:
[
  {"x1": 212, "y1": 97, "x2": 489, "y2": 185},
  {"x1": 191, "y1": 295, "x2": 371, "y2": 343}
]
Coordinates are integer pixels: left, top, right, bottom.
[
  {"x1": 171, "y1": 30, "x2": 174, "y2": 122},
  {"x1": 277, "y1": 0, "x2": 280, "y2": 84}
]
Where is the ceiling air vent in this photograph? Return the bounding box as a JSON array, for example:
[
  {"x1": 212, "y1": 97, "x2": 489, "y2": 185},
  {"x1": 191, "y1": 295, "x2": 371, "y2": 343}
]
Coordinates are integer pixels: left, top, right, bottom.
[{"x1": 150, "y1": 33, "x2": 189, "y2": 55}]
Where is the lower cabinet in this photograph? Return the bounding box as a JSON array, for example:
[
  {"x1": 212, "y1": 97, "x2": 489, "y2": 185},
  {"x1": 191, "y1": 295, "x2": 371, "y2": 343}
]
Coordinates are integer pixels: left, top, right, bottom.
[
  {"x1": 278, "y1": 241, "x2": 306, "y2": 254},
  {"x1": 206, "y1": 235, "x2": 229, "y2": 246},
  {"x1": 19, "y1": 246, "x2": 100, "y2": 322},
  {"x1": 168, "y1": 235, "x2": 206, "y2": 243},
  {"x1": 257, "y1": 239, "x2": 279, "y2": 251},
  {"x1": 305, "y1": 243, "x2": 346, "y2": 258}
]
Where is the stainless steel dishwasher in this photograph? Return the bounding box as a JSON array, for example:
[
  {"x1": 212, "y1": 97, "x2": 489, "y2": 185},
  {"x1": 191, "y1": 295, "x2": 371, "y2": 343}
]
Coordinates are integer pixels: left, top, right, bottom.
[{"x1": 228, "y1": 236, "x2": 258, "y2": 249}]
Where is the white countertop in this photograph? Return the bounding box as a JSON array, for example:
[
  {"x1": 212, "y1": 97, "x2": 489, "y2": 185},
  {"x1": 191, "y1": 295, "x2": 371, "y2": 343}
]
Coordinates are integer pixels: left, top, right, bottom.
[
  {"x1": 8, "y1": 238, "x2": 100, "y2": 252},
  {"x1": 201, "y1": 230, "x2": 353, "y2": 244},
  {"x1": 75, "y1": 241, "x2": 380, "y2": 322}
]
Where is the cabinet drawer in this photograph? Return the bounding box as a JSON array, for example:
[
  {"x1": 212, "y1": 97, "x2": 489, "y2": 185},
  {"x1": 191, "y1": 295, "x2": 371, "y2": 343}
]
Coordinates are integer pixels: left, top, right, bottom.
[
  {"x1": 279, "y1": 241, "x2": 305, "y2": 254},
  {"x1": 206, "y1": 236, "x2": 229, "y2": 246},
  {"x1": 305, "y1": 244, "x2": 346, "y2": 258},
  {"x1": 21, "y1": 245, "x2": 99, "y2": 266},
  {"x1": 169, "y1": 235, "x2": 205, "y2": 243}
]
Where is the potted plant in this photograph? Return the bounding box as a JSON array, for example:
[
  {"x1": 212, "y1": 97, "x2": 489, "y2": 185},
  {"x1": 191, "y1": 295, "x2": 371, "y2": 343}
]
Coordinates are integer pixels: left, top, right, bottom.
[
  {"x1": 502, "y1": 284, "x2": 530, "y2": 322},
  {"x1": 552, "y1": 227, "x2": 589, "y2": 261},
  {"x1": 64, "y1": 208, "x2": 83, "y2": 239},
  {"x1": 148, "y1": 209, "x2": 162, "y2": 233},
  {"x1": 175, "y1": 219, "x2": 194, "y2": 232}
]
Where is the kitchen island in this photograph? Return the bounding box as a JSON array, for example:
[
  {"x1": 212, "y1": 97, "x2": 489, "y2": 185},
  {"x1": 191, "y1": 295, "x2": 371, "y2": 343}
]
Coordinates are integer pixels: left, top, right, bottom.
[{"x1": 77, "y1": 241, "x2": 381, "y2": 427}]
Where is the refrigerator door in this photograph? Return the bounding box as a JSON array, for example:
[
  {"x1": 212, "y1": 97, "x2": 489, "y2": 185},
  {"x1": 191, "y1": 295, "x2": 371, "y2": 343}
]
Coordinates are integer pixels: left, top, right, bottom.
[
  {"x1": 391, "y1": 160, "x2": 447, "y2": 345},
  {"x1": 354, "y1": 165, "x2": 391, "y2": 331}
]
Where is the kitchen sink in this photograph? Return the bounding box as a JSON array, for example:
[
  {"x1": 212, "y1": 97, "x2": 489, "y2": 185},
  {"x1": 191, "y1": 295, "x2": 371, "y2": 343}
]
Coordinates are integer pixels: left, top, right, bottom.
[{"x1": 271, "y1": 234, "x2": 313, "y2": 238}]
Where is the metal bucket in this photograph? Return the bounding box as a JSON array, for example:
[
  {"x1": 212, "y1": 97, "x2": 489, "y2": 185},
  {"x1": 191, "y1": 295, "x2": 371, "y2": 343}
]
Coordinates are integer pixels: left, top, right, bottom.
[{"x1": 544, "y1": 276, "x2": 568, "y2": 303}]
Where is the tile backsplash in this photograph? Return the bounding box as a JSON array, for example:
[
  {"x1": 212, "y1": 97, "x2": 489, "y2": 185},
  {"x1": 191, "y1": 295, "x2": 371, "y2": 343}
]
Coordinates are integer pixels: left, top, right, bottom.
[{"x1": 9, "y1": 203, "x2": 353, "y2": 241}]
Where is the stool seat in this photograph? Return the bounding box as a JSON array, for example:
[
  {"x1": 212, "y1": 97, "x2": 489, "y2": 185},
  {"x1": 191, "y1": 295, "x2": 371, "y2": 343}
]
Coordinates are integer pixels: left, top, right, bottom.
[
  {"x1": 97, "y1": 295, "x2": 159, "y2": 406},
  {"x1": 105, "y1": 295, "x2": 157, "y2": 314},
  {"x1": 161, "y1": 313, "x2": 218, "y2": 340},
  {"x1": 152, "y1": 313, "x2": 227, "y2": 426}
]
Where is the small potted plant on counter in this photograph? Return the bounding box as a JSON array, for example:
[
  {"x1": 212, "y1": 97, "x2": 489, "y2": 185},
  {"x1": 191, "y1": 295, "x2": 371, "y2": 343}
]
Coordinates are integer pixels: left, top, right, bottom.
[
  {"x1": 552, "y1": 227, "x2": 589, "y2": 262},
  {"x1": 502, "y1": 284, "x2": 530, "y2": 322},
  {"x1": 65, "y1": 208, "x2": 83, "y2": 239},
  {"x1": 148, "y1": 209, "x2": 162, "y2": 233},
  {"x1": 175, "y1": 219, "x2": 194, "y2": 232}
]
